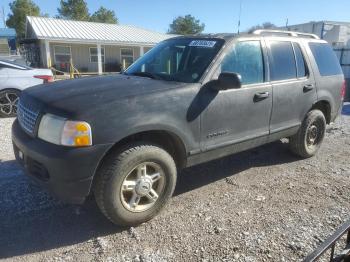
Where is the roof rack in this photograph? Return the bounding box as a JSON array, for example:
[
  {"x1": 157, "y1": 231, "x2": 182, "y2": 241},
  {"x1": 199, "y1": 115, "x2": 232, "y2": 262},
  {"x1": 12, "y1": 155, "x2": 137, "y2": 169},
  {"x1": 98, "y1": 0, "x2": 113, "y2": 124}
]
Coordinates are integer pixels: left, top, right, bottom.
[{"x1": 252, "y1": 29, "x2": 320, "y2": 39}]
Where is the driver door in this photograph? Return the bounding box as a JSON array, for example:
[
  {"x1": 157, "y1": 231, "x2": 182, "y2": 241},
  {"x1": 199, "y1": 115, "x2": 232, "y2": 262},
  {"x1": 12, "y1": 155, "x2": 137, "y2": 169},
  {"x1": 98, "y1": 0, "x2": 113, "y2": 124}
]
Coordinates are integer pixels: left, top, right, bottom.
[{"x1": 200, "y1": 39, "x2": 272, "y2": 155}]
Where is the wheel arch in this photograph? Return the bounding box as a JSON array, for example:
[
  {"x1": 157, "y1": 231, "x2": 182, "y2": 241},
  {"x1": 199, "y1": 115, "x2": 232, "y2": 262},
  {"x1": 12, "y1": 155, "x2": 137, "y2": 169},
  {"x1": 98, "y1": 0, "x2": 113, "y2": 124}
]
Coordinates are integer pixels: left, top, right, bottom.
[
  {"x1": 0, "y1": 88, "x2": 22, "y2": 94},
  {"x1": 311, "y1": 100, "x2": 331, "y2": 124},
  {"x1": 111, "y1": 130, "x2": 188, "y2": 168},
  {"x1": 92, "y1": 128, "x2": 188, "y2": 186}
]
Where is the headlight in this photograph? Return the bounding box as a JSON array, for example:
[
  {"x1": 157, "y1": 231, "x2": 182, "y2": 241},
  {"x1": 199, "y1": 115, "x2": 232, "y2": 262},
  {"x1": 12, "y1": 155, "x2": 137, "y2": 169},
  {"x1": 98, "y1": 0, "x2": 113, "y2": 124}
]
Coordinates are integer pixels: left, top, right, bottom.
[{"x1": 38, "y1": 114, "x2": 92, "y2": 147}]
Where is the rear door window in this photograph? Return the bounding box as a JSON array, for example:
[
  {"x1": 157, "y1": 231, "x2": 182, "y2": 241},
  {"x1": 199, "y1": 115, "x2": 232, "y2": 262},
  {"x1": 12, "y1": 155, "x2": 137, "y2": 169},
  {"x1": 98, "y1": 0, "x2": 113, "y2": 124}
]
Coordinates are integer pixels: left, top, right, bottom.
[
  {"x1": 309, "y1": 42, "x2": 343, "y2": 76},
  {"x1": 269, "y1": 41, "x2": 297, "y2": 81},
  {"x1": 293, "y1": 43, "x2": 307, "y2": 78}
]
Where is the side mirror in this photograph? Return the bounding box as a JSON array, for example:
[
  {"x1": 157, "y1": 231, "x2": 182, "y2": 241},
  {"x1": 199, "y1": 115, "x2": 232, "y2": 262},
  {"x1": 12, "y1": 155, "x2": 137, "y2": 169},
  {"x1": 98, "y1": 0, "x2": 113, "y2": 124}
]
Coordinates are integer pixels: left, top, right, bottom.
[{"x1": 215, "y1": 72, "x2": 242, "y2": 91}]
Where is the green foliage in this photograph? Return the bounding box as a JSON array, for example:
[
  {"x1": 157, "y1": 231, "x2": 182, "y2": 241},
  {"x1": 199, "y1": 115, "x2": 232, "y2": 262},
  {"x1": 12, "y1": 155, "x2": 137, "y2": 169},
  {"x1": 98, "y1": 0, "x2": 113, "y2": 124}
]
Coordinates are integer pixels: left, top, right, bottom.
[
  {"x1": 6, "y1": 0, "x2": 40, "y2": 39},
  {"x1": 57, "y1": 1, "x2": 118, "y2": 24},
  {"x1": 90, "y1": 7, "x2": 118, "y2": 24},
  {"x1": 247, "y1": 22, "x2": 276, "y2": 33},
  {"x1": 57, "y1": 0, "x2": 89, "y2": 21},
  {"x1": 168, "y1": 15, "x2": 205, "y2": 35}
]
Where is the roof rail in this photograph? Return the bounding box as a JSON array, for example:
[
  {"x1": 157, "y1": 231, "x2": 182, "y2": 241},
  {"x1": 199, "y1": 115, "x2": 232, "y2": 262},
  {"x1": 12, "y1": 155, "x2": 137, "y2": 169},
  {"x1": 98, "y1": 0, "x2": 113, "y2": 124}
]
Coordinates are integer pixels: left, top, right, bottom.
[{"x1": 252, "y1": 29, "x2": 320, "y2": 39}]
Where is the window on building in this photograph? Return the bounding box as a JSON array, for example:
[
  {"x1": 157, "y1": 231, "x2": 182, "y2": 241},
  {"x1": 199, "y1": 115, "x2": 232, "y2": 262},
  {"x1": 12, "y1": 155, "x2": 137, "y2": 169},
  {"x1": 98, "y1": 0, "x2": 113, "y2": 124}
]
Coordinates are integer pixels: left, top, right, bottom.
[
  {"x1": 269, "y1": 41, "x2": 297, "y2": 81},
  {"x1": 309, "y1": 42, "x2": 343, "y2": 76},
  {"x1": 144, "y1": 47, "x2": 153, "y2": 53},
  {"x1": 54, "y1": 46, "x2": 71, "y2": 63},
  {"x1": 121, "y1": 48, "x2": 134, "y2": 69},
  {"x1": 220, "y1": 40, "x2": 264, "y2": 85},
  {"x1": 90, "y1": 47, "x2": 105, "y2": 63},
  {"x1": 292, "y1": 42, "x2": 307, "y2": 78}
]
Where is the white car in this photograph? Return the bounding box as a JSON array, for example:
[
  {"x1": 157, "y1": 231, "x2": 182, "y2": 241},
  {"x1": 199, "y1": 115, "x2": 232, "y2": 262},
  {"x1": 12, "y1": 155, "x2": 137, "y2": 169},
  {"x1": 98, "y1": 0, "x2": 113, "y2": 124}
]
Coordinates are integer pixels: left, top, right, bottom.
[{"x1": 0, "y1": 59, "x2": 53, "y2": 117}]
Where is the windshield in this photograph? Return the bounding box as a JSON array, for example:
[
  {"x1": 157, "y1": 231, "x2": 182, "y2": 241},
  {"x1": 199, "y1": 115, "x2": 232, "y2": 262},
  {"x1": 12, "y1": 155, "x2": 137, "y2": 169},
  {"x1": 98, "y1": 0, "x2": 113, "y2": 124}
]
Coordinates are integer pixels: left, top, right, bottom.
[{"x1": 125, "y1": 38, "x2": 224, "y2": 83}]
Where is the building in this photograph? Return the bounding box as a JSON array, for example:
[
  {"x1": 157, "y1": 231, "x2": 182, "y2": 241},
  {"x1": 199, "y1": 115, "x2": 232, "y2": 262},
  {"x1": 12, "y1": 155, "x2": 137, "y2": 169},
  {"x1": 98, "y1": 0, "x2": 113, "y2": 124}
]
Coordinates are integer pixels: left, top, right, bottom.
[
  {"x1": 280, "y1": 21, "x2": 350, "y2": 101},
  {"x1": 0, "y1": 28, "x2": 16, "y2": 56},
  {"x1": 23, "y1": 16, "x2": 175, "y2": 74},
  {"x1": 280, "y1": 21, "x2": 350, "y2": 47}
]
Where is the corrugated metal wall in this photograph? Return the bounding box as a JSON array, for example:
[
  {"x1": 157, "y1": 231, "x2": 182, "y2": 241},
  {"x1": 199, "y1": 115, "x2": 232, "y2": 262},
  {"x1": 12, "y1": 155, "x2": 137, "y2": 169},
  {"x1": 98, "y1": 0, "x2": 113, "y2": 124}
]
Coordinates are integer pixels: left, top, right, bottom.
[
  {"x1": 281, "y1": 21, "x2": 350, "y2": 101},
  {"x1": 334, "y1": 48, "x2": 350, "y2": 101}
]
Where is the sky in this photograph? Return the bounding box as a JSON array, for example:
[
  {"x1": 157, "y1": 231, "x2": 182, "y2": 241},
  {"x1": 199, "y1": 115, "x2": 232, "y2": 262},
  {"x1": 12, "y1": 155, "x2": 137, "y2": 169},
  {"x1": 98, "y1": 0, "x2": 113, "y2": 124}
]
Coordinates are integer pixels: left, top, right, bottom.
[{"x1": 1, "y1": 0, "x2": 350, "y2": 33}]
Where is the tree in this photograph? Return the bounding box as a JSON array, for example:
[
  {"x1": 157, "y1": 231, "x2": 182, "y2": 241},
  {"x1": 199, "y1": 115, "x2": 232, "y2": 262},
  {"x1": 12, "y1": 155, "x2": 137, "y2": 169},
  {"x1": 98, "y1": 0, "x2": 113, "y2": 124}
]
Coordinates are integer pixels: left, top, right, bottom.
[
  {"x1": 247, "y1": 22, "x2": 276, "y2": 33},
  {"x1": 90, "y1": 7, "x2": 118, "y2": 24},
  {"x1": 57, "y1": 0, "x2": 89, "y2": 21},
  {"x1": 6, "y1": 0, "x2": 40, "y2": 39},
  {"x1": 168, "y1": 15, "x2": 205, "y2": 35}
]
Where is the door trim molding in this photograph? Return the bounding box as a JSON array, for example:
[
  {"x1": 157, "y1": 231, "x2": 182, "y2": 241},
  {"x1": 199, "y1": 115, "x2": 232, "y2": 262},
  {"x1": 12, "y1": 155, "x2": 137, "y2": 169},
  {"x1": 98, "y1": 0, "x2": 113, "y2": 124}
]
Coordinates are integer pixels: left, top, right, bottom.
[
  {"x1": 187, "y1": 133, "x2": 269, "y2": 167},
  {"x1": 202, "y1": 131, "x2": 269, "y2": 153}
]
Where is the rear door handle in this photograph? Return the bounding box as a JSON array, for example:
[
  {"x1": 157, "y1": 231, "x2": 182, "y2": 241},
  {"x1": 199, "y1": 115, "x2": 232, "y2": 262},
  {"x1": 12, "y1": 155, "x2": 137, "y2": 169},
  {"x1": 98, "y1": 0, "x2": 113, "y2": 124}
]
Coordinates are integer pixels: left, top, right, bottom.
[
  {"x1": 254, "y1": 91, "x2": 269, "y2": 102},
  {"x1": 303, "y1": 84, "x2": 315, "y2": 92}
]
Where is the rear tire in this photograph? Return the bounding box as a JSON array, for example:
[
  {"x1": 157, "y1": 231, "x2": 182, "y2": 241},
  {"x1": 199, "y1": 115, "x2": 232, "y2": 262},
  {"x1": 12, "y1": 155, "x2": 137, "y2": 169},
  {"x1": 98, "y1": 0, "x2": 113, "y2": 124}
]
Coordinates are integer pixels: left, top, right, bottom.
[
  {"x1": 94, "y1": 142, "x2": 177, "y2": 226},
  {"x1": 0, "y1": 89, "x2": 21, "y2": 118},
  {"x1": 289, "y1": 109, "x2": 326, "y2": 158}
]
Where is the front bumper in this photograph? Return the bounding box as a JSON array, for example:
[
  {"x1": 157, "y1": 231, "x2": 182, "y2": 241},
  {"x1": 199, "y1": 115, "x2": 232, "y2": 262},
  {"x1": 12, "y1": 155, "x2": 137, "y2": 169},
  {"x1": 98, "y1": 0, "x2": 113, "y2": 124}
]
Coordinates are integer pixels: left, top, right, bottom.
[{"x1": 12, "y1": 120, "x2": 112, "y2": 204}]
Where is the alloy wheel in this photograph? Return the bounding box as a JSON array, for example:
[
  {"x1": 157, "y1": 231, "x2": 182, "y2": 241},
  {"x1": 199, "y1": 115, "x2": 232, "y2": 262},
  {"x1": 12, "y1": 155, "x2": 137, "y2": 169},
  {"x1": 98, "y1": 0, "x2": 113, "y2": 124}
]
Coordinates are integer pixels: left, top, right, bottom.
[
  {"x1": 0, "y1": 92, "x2": 19, "y2": 116},
  {"x1": 120, "y1": 162, "x2": 166, "y2": 213}
]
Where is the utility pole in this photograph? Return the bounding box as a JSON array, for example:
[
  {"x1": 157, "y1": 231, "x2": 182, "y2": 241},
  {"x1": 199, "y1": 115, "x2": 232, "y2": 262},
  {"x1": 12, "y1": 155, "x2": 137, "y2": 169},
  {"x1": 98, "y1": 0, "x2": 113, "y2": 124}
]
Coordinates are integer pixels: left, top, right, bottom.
[
  {"x1": 1, "y1": 6, "x2": 6, "y2": 28},
  {"x1": 237, "y1": 0, "x2": 243, "y2": 34}
]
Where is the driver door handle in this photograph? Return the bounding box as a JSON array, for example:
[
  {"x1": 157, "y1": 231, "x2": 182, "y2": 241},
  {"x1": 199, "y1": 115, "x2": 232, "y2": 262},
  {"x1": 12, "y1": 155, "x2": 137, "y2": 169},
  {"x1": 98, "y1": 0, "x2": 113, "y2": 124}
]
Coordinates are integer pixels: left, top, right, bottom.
[{"x1": 254, "y1": 91, "x2": 269, "y2": 102}]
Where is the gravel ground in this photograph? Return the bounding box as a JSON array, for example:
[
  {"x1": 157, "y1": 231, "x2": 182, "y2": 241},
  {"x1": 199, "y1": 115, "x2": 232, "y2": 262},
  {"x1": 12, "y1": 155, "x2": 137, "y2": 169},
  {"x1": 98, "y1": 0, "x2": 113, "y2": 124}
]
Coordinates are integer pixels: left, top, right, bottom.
[{"x1": 1, "y1": 105, "x2": 350, "y2": 262}]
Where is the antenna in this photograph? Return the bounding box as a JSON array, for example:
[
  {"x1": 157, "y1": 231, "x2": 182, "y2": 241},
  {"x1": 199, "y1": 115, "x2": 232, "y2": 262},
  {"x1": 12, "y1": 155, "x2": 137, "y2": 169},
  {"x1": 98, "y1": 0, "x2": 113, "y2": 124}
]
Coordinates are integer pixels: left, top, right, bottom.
[{"x1": 237, "y1": 0, "x2": 243, "y2": 34}]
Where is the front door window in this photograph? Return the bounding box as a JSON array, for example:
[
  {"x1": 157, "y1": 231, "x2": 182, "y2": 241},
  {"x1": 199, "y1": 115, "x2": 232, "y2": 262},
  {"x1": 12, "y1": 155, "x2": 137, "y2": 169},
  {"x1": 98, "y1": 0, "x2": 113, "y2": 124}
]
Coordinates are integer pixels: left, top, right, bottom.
[{"x1": 220, "y1": 41, "x2": 264, "y2": 85}]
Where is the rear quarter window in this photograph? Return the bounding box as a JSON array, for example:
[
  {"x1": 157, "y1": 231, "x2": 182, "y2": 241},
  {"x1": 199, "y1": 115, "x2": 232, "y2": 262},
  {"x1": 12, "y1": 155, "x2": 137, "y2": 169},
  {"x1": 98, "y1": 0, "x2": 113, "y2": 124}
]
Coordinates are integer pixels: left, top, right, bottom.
[{"x1": 309, "y1": 43, "x2": 343, "y2": 76}]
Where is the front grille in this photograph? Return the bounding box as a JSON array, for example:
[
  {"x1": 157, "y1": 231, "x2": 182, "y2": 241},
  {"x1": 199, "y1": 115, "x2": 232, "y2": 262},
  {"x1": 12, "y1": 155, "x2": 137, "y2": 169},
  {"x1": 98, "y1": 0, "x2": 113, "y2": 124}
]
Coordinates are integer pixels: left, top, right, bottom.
[{"x1": 17, "y1": 99, "x2": 40, "y2": 135}]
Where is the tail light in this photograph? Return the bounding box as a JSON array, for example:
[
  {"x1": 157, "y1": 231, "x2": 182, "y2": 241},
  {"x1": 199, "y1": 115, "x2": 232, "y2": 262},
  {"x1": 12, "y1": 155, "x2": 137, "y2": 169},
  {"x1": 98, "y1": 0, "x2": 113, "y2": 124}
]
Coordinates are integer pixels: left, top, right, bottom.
[
  {"x1": 34, "y1": 75, "x2": 54, "y2": 84},
  {"x1": 341, "y1": 80, "x2": 346, "y2": 100}
]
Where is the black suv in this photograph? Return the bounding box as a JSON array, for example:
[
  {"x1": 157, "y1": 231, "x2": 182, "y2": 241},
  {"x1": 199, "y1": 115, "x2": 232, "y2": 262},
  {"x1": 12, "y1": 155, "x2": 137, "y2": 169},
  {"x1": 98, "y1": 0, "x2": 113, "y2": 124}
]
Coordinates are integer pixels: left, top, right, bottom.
[{"x1": 12, "y1": 30, "x2": 345, "y2": 226}]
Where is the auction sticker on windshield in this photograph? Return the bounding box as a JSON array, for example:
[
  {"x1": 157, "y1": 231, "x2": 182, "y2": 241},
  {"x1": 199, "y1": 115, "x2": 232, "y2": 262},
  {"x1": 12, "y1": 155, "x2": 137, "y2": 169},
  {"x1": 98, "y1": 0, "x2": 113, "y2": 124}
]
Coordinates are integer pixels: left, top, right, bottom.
[{"x1": 189, "y1": 40, "x2": 217, "y2": 48}]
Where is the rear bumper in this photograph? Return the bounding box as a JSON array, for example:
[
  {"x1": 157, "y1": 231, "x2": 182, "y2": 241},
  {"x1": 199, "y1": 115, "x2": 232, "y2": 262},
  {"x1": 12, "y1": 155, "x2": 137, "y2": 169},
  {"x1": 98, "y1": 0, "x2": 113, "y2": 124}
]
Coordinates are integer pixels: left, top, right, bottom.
[{"x1": 12, "y1": 120, "x2": 112, "y2": 204}]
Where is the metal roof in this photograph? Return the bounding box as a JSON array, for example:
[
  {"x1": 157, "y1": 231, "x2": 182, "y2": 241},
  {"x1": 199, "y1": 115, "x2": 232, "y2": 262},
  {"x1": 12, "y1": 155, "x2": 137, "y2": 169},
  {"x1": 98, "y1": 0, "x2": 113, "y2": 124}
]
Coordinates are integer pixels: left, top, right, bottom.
[
  {"x1": 0, "y1": 28, "x2": 16, "y2": 38},
  {"x1": 26, "y1": 16, "x2": 175, "y2": 46}
]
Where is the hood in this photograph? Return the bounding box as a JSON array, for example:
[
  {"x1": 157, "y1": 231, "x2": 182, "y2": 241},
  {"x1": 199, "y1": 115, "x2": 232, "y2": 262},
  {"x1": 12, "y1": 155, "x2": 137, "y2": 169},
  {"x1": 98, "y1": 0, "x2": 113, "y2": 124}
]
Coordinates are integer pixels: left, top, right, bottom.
[{"x1": 23, "y1": 74, "x2": 186, "y2": 116}]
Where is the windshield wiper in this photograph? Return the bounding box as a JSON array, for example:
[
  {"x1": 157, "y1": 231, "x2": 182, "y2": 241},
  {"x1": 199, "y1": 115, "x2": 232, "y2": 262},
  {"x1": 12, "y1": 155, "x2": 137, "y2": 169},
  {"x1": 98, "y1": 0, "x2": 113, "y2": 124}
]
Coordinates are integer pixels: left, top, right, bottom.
[{"x1": 127, "y1": 71, "x2": 161, "y2": 80}]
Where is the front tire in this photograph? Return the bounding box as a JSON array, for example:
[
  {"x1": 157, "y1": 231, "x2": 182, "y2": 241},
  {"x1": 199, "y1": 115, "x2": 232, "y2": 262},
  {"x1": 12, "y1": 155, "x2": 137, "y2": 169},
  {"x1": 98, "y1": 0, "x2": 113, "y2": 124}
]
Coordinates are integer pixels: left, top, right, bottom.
[
  {"x1": 289, "y1": 109, "x2": 326, "y2": 158},
  {"x1": 94, "y1": 143, "x2": 177, "y2": 226}
]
